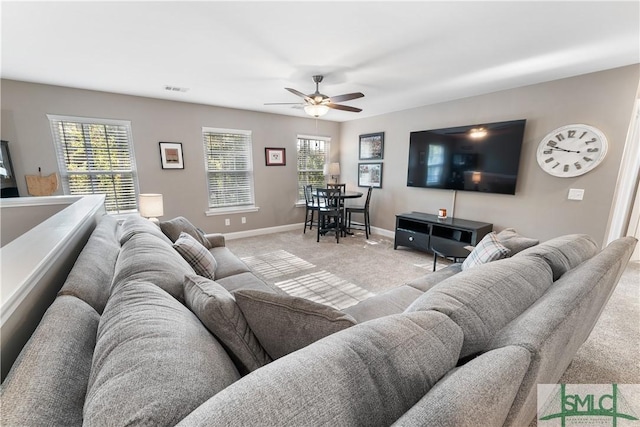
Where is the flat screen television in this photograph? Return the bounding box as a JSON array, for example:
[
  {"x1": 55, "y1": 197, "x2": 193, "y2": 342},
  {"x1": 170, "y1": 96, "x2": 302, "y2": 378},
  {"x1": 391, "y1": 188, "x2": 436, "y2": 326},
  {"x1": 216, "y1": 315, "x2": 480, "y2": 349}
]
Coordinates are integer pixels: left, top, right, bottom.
[{"x1": 407, "y1": 119, "x2": 526, "y2": 195}]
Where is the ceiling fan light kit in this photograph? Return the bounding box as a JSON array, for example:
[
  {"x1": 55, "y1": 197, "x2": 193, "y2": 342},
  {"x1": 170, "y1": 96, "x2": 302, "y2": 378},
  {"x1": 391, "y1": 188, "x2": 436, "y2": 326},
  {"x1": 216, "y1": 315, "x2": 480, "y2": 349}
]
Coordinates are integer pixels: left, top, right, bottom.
[{"x1": 268, "y1": 75, "x2": 364, "y2": 117}]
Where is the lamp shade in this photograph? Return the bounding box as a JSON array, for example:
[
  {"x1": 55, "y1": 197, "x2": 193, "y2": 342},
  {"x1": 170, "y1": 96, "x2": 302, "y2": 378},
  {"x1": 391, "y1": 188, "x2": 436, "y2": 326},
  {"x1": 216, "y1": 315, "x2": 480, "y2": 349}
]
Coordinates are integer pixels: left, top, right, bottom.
[
  {"x1": 304, "y1": 104, "x2": 329, "y2": 117},
  {"x1": 328, "y1": 162, "x2": 340, "y2": 176},
  {"x1": 139, "y1": 193, "x2": 164, "y2": 218}
]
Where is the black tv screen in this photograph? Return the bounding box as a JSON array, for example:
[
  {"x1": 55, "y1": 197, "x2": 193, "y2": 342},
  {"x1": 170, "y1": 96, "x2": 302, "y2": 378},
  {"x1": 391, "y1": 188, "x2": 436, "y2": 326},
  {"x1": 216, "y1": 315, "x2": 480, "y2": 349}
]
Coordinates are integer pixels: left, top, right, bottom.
[{"x1": 407, "y1": 119, "x2": 526, "y2": 195}]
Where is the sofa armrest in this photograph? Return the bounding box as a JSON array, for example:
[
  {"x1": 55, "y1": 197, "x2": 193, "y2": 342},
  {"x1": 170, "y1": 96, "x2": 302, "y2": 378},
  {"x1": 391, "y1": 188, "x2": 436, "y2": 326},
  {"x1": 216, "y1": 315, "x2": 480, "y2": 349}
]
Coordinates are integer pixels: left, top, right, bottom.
[{"x1": 204, "y1": 233, "x2": 225, "y2": 248}]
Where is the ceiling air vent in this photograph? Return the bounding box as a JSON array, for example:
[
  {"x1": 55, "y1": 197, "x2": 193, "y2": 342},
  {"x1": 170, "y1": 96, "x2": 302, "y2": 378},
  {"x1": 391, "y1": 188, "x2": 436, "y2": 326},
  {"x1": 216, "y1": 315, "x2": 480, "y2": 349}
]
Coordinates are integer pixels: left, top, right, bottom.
[{"x1": 164, "y1": 85, "x2": 189, "y2": 93}]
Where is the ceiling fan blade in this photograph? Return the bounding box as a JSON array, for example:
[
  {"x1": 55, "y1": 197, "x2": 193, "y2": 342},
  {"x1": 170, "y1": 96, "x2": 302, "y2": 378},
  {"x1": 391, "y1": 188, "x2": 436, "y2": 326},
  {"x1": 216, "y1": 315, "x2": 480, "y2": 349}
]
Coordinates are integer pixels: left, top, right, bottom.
[
  {"x1": 285, "y1": 88, "x2": 313, "y2": 103},
  {"x1": 326, "y1": 103, "x2": 362, "y2": 113},
  {"x1": 328, "y1": 92, "x2": 365, "y2": 103}
]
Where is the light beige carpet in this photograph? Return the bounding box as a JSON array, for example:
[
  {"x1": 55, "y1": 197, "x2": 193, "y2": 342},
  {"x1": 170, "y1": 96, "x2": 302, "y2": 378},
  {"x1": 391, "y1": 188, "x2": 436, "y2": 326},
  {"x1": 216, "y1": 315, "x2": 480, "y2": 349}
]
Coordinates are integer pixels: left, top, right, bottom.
[{"x1": 227, "y1": 229, "x2": 640, "y2": 425}]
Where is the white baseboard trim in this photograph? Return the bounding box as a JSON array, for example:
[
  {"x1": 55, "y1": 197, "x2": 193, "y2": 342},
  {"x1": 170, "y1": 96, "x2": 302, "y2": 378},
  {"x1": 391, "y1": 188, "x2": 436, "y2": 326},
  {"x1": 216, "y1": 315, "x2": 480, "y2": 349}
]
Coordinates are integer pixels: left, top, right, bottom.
[{"x1": 224, "y1": 222, "x2": 395, "y2": 241}]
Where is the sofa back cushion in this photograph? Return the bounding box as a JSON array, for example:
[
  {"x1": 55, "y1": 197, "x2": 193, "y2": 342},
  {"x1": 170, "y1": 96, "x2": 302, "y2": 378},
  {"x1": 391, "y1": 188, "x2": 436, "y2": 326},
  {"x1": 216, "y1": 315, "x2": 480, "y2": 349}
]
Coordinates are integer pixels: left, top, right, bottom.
[
  {"x1": 183, "y1": 275, "x2": 272, "y2": 375},
  {"x1": 112, "y1": 230, "x2": 194, "y2": 301},
  {"x1": 496, "y1": 228, "x2": 539, "y2": 255},
  {"x1": 84, "y1": 280, "x2": 240, "y2": 427},
  {"x1": 57, "y1": 214, "x2": 121, "y2": 314},
  {"x1": 176, "y1": 310, "x2": 463, "y2": 427},
  {"x1": 406, "y1": 255, "x2": 553, "y2": 358},
  {"x1": 515, "y1": 234, "x2": 598, "y2": 280},
  {"x1": 1, "y1": 296, "x2": 99, "y2": 427},
  {"x1": 235, "y1": 290, "x2": 357, "y2": 359},
  {"x1": 119, "y1": 215, "x2": 172, "y2": 246},
  {"x1": 488, "y1": 236, "x2": 637, "y2": 427},
  {"x1": 392, "y1": 345, "x2": 531, "y2": 427}
]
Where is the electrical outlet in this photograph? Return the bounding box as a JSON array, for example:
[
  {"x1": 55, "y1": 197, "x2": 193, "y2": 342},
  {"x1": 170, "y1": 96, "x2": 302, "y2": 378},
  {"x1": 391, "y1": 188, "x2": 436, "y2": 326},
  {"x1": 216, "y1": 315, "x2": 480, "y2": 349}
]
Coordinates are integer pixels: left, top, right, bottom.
[
  {"x1": 241, "y1": 217, "x2": 246, "y2": 224},
  {"x1": 225, "y1": 218, "x2": 230, "y2": 226},
  {"x1": 568, "y1": 188, "x2": 585, "y2": 201}
]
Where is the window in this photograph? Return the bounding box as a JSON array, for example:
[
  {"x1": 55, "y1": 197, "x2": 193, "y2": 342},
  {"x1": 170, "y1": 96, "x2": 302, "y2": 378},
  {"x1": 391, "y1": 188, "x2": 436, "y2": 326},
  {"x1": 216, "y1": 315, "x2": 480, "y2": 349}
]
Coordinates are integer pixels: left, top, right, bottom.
[
  {"x1": 297, "y1": 135, "x2": 330, "y2": 201},
  {"x1": 48, "y1": 115, "x2": 139, "y2": 214},
  {"x1": 203, "y1": 127, "x2": 255, "y2": 211}
]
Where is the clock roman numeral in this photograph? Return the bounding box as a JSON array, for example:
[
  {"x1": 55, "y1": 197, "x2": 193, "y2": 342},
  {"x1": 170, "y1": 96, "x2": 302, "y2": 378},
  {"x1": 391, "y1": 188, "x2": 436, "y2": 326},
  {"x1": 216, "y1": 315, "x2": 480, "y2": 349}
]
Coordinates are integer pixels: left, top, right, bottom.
[
  {"x1": 545, "y1": 157, "x2": 554, "y2": 163},
  {"x1": 585, "y1": 138, "x2": 597, "y2": 145},
  {"x1": 587, "y1": 148, "x2": 599, "y2": 152},
  {"x1": 552, "y1": 162, "x2": 560, "y2": 169},
  {"x1": 547, "y1": 141, "x2": 557, "y2": 147},
  {"x1": 555, "y1": 133, "x2": 565, "y2": 141},
  {"x1": 543, "y1": 150, "x2": 552, "y2": 154},
  {"x1": 579, "y1": 131, "x2": 588, "y2": 139},
  {"x1": 563, "y1": 164, "x2": 569, "y2": 172},
  {"x1": 567, "y1": 130, "x2": 576, "y2": 138},
  {"x1": 584, "y1": 156, "x2": 593, "y2": 162},
  {"x1": 574, "y1": 162, "x2": 582, "y2": 170}
]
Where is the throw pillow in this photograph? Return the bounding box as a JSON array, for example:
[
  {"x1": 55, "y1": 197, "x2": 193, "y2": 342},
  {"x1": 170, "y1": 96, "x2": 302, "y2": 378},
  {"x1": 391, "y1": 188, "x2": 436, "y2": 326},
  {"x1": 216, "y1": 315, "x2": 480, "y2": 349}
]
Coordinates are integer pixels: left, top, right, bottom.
[
  {"x1": 234, "y1": 290, "x2": 357, "y2": 359},
  {"x1": 496, "y1": 228, "x2": 539, "y2": 255},
  {"x1": 160, "y1": 216, "x2": 212, "y2": 249},
  {"x1": 461, "y1": 232, "x2": 510, "y2": 270},
  {"x1": 173, "y1": 232, "x2": 217, "y2": 280},
  {"x1": 183, "y1": 274, "x2": 271, "y2": 375}
]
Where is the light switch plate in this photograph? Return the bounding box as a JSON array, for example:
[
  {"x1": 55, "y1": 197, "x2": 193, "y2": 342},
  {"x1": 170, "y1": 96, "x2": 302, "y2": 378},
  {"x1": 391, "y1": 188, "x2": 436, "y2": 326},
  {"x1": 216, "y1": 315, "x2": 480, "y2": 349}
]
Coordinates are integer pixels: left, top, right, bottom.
[{"x1": 568, "y1": 188, "x2": 585, "y2": 201}]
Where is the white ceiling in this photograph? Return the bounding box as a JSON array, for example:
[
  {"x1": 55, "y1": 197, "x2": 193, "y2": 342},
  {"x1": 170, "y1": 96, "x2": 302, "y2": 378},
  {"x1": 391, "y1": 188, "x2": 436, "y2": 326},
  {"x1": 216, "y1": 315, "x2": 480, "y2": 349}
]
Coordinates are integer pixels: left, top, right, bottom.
[{"x1": 2, "y1": 1, "x2": 639, "y2": 122}]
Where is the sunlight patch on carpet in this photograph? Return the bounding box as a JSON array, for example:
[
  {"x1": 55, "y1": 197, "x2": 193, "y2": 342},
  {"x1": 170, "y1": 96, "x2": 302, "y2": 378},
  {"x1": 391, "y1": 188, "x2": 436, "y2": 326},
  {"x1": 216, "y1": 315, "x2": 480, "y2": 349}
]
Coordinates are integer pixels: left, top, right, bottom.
[
  {"x1": 241, "y1": 250, "x2": 315, "y2": 279},
  {"x1": 275, "y1": 270, "x2": 375, "y2": 310}
]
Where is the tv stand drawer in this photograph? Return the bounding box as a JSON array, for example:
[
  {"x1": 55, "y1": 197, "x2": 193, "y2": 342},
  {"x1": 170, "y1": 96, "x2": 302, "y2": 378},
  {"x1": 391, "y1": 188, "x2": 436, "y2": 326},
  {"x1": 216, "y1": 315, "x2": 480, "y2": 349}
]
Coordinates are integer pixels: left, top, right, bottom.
[{"x1": 395, "y1": 229, "x2": 430, "y2": 252}]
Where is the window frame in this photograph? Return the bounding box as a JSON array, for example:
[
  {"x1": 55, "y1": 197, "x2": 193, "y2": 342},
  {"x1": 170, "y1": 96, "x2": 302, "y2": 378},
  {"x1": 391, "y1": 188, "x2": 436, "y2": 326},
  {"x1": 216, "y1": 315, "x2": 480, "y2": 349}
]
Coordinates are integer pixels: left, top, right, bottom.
[
  {"x1": 202, "y1": 127, "x2": 258, "y2": 216},
  {"x1": 47, "y1": 114, "x2": 139, "y2": 214},
  {"x1": 296, "y1": 134, "x2": 331, "y2": 204}
]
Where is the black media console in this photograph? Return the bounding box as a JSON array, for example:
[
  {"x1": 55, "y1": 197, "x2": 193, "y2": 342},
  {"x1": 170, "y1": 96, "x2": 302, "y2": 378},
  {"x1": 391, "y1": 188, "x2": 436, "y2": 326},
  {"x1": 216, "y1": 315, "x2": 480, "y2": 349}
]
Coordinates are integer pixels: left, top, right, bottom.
[{"x1": 394, "y1": 212, "x2": 493, "y2": 253}]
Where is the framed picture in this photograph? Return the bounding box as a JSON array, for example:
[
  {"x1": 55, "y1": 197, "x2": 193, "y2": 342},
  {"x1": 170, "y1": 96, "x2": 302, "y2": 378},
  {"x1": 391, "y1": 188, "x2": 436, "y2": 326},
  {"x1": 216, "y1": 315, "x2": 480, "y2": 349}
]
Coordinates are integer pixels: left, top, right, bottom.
[
  {"x1": 265, "y1": 147, "x2": 286, "y2": 166},
  {"x1": 359, "y1": 132, "x2": 384, "y2": 160},
  {"x1": 159, "y1": 142, "x2": 184, "y2": 169},
  {"x1": 358, "y1": 162, "x2": 383, "y2": 188}
]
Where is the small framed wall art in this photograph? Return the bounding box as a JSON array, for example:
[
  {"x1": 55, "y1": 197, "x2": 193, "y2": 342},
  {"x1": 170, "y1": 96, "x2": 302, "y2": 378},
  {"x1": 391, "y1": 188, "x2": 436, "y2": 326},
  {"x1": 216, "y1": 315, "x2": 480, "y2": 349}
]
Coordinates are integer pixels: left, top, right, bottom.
[
  {"x1": 359, "y1": 132, "x2": 384, "y2": 160},
  {"x1": 159, "y1": 142, "x2": 184, "y2": 169},
  {"x1": 265, "y1": 147, "x2": 286, "y2": 166},
  {"x1": 358, "y1": 162, "x2": 383, "y2": 188}
]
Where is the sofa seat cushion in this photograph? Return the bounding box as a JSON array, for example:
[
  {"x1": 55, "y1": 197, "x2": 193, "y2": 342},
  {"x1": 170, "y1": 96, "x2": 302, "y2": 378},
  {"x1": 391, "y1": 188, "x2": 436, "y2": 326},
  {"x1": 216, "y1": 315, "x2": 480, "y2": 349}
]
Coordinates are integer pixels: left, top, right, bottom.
[
  {"x1": 184, "y1": 274, "x2": 272, "y2": 375},
  {"x1": 112, "y1": 231, "x2": 194, "y2": 301},
  {"x1": 515, "y1": 234, "x2": 598, "y2": 280},
  {"x1": 405, "y1": 264, "x2": 462, "y2": 292},
  {"x1": 1, "y1": 296, "x2": 99, "y2": 427},
  {"x1": 462, "y1": 232, "x2": 510, "y2": 270},
  {"x1": 57, "y1": 214, "x2": 121, "y2": 314},
  {"x1": 174, "y1": 232, "x2": 217, "y2": 280},
  {"x1": 235, "y1": 290, "x2": 357, "y2": 359},
  {"x1": 209, "y1": 246, "x2": 251, "y2": 278},
  {"x1": 343, "y1": 285, "x2": 424, "y2": 323},
  {"x1": 406, "y1": 255, "x2": 553, "y2": 358},
  {"x1": 160, "y1": 216, "x2": 212, "y2": 249},
  {"x1": 496, "y1": 228, "x2": 539, "y2": 255},
  {"x1": 392, "y1": 345, "x2": 531, "y2": 427},
  {"x1": 84, "y1": 280, "x2": 240, "y2": 427},
  {"x1": 176, "y1": 311, "x2": 463, "y2": 427},
  {"x1": 216, "y1": 271, "x2": 281, "y2": 294}
]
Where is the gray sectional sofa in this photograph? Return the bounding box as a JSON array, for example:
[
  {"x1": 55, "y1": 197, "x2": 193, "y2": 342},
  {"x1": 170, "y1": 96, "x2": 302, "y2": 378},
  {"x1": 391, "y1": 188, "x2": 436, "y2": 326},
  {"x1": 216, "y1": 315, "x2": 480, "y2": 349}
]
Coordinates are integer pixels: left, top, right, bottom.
[{"x1": 1, "y1": 213, "x2": 636, "y2": 427}]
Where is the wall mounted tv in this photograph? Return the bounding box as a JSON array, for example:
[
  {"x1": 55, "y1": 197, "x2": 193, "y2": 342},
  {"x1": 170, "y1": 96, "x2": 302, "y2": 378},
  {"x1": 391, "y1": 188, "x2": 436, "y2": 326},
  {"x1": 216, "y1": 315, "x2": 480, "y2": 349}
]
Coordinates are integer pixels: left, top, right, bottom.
[{"x1": 407, "y1": 119, "x2": 526, "y2": 195}]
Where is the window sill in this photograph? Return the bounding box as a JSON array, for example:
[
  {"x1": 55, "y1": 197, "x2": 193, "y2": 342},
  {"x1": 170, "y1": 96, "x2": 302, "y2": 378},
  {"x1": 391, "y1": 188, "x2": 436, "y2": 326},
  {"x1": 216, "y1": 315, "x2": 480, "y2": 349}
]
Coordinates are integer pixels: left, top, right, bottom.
[{"x1": 205, "y1": 206, "x2": 260, "y2": 216}]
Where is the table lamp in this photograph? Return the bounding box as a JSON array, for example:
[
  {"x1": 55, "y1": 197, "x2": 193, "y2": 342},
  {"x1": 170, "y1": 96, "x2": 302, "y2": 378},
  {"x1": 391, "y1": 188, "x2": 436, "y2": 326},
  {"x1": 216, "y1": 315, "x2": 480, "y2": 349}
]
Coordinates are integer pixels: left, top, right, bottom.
[
  {"x1": 139, "y1": 193, "x2": 164, "y2": 224},
  {"x1": 323, "y1": 162, "x2": 341, "y2": 183}
]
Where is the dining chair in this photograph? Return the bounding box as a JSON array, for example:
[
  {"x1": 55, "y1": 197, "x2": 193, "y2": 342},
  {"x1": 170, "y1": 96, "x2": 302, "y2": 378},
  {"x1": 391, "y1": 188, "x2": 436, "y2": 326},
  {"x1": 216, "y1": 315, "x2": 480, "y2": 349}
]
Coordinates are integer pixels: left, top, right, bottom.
[
  {"x1": 346, "y1": 186, "x2": 373, "y2": 239},
  {"x1": 316, "y1": 187, "x2": 343, "y2": 243},
  {"x1": 303, "y1": 184, "x2": 317, "y2": 234},
  {"x1": 327, "y1": 183, "x2": 346, "y2": 209}
]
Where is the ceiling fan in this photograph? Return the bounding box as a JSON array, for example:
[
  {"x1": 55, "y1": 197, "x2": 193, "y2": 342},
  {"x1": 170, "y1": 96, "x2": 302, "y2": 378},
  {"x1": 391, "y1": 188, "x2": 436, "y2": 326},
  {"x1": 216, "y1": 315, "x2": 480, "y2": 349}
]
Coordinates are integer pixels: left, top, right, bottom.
[{"x1": 266, "y1": 75, "x2": 364, "y2": 117}]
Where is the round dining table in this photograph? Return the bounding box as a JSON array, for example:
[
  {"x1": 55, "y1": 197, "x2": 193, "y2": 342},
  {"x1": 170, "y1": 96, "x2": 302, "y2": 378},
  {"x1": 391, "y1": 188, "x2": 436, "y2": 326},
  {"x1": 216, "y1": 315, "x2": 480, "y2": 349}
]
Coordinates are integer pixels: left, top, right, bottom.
[{"x1": 314, "y1": 189, "x2": 363, "y2": 236}]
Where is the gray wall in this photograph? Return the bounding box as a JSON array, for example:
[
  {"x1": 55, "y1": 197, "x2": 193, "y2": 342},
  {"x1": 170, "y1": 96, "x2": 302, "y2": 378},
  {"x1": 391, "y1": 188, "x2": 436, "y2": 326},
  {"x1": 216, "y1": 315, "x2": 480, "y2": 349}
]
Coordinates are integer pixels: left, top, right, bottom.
[
  {"x1": 2, "y1": 65, "x2": 638, "y2": 244},
  {"x1": 340, "y1": 65, "x2": 639, "y2": 245},
  {"x1": 0, "y1": 80, "x2": 341, "y2": 232}
]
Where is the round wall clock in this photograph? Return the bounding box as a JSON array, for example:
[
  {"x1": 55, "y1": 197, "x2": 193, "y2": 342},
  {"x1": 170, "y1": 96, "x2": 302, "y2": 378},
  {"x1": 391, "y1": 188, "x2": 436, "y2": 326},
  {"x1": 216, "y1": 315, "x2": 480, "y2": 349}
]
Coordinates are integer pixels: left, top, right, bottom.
[{"x1": 536, "y1": 124, "x2": 608, "y2": 177}]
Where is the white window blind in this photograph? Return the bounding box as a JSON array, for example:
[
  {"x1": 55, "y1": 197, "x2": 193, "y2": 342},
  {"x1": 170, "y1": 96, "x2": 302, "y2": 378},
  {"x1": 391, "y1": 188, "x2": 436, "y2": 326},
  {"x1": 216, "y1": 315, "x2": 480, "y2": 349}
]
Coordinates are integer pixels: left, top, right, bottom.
[
  {"x1": 48, "y1": 115, "x2": 139, "y2": 214},
  {"x1": 203, "y1": 127, "x2": 255, "y2": 209},
  {"x1": 297, "y1": 135, "x2": 330, "y2": 201}
]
